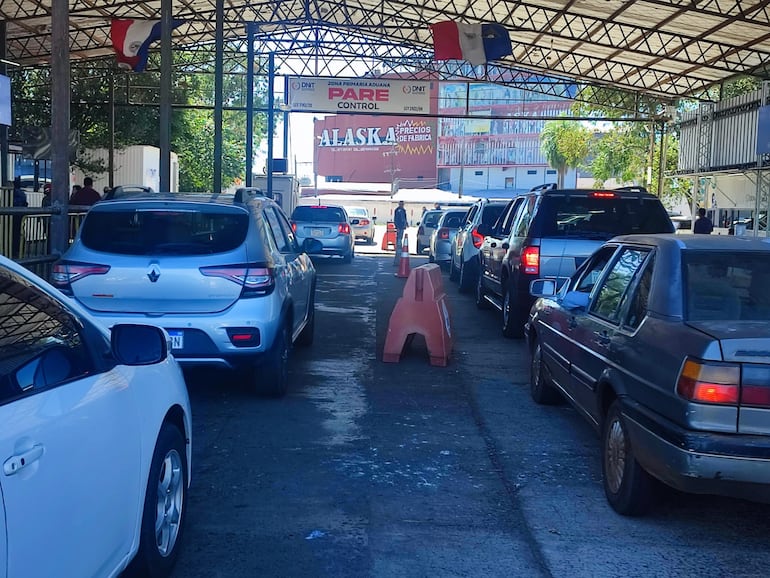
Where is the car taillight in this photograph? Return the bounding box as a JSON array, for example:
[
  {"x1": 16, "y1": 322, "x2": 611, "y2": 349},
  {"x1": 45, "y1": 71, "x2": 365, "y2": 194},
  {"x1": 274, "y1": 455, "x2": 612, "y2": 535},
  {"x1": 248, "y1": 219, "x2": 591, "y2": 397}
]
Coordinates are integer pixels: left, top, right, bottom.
[
  {"x1": 199, "y1": 264, "x2": 274, "y2": 298},
  {"x1": 359, "y1": 219, "x2": 370, "y2": 226},
  {"x1": 471, "y1": 227, "x2": 485, "y2": 248},
  {"x1": 291, "y1": 222, "x2": 297, "y2": 232},
  {"x1": 521, "y1": 246, "x2": 540, "y2": 275},
  {"x1": 51, "y1": 261, "x2": 110, "y2": 295},
  {"x1": 338, "y1": 223, "x2": 351, "y2": 235},
  {"x1": 438, "y1": 228, "x2": 450, "y2": 240},
  {"x1": 740, "y1": 365, "x2": 770, "y2": 407},
  {"x1": 677, "y1": 359, "x2": 740, "y2": 404}
]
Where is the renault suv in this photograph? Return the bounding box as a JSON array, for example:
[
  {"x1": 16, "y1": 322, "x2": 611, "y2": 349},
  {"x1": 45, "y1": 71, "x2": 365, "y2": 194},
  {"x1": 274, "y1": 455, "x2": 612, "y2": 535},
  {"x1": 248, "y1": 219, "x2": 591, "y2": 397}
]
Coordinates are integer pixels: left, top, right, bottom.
[
  {"x1": 476, "y1": 184, "x2": 674, "y2": 338},
  {"x1": 52, "y1": 190, "x2": 321, "y2": 397}
]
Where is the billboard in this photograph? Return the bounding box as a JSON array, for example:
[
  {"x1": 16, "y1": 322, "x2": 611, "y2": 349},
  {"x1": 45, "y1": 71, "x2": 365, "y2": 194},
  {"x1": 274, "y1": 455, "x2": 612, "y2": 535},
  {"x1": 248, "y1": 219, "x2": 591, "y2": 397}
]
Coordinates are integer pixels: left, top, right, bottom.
[
  {"x1": 288, "y1": 77, "x2": 432, "y2": 115},
  {"x1": 315, "y1": 115, "x2": 437, "y2": 184}
]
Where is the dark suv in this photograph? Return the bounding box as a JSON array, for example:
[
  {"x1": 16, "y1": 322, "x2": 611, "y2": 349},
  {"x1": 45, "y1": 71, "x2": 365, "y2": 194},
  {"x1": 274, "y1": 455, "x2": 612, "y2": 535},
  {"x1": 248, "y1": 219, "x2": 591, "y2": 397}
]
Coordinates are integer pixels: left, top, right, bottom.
[{"x1": 475, "y1": 184, "x2": 674, "y2": 338}]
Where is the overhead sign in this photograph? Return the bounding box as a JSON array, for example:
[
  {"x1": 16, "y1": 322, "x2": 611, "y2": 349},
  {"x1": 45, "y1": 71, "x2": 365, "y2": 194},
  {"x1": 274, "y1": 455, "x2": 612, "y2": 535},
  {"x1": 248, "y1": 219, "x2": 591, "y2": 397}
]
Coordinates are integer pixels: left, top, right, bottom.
[{"x1": 287, "y1": 77, "x2": 432, "y2": 115}]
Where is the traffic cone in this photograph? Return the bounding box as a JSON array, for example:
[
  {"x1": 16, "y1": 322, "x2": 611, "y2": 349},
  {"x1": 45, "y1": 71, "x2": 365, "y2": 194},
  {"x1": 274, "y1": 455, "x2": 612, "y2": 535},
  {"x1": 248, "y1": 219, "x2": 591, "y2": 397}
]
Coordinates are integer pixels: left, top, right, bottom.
[{"x1": 395, "y1": 234, "x2": 411, "y2": 278}]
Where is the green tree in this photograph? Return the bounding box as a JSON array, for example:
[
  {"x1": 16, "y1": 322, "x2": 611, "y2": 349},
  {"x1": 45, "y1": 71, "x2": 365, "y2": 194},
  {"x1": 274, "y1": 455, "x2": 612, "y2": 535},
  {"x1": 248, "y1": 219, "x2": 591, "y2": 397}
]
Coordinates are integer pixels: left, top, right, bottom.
[{"x1": 540, "y1": 120, "x2": 593, "y2": 187}]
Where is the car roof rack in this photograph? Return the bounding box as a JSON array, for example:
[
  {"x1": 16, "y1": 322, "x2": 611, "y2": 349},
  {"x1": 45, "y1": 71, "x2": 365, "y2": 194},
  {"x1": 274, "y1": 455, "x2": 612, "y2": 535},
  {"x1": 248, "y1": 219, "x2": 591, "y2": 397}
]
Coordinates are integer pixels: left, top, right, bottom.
[{"x1": 529, "y1": 183, "x2": 558, "y2": 192}]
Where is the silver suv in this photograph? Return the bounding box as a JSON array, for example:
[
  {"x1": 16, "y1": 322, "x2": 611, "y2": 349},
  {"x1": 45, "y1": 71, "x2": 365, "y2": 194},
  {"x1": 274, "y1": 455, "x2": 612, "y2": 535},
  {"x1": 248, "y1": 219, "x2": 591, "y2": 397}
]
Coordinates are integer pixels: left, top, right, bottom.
[
  {"x1": 449, "y1": 198, "x2": 508, "y2": 293},
  {"x1": 52, "y1": 191, "x2": 321, "y2": 397}
]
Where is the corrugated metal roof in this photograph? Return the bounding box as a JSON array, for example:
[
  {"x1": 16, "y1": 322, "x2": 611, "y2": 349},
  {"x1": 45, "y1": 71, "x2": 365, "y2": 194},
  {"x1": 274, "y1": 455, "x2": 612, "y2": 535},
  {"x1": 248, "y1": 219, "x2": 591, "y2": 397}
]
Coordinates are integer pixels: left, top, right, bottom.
[{"x1": 3, "y1": 0, "x2": 770, "y2": 100}]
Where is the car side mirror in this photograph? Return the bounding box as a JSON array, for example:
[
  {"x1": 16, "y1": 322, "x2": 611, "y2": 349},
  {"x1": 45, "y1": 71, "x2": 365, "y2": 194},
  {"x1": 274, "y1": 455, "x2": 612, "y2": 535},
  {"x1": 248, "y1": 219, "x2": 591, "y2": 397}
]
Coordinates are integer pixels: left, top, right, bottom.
[
  {"x1": 561, "y1": 290, "x2": 590, "y2": 311},
  {"x1": 302, "y1": 238, "x2": 323, "y2": 254},
  {"x1": 530, "y1": 279, "x2": 557, "y2": 297},
  {"x1": 111, "y1": 324, "x2": 168, "y2": 365}
]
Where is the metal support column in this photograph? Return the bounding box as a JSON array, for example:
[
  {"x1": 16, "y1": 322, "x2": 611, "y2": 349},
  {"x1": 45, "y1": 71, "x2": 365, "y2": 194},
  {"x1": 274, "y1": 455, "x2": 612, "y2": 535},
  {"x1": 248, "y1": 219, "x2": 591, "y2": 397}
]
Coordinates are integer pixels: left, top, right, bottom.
[
  {"x1": 245, "y1": 24, "x2": 255, "y2": 187},
  {"x1": 754, "y1": 81, "x2": 770, "y2": 238},
  {"x1": 0, "y1": 22, "x2": 8, "y2": 187},
  {"x1": 159, "y1": 0, "x2": 172, "y2": 192},
  {"x1": 266, "y1": 53, "x2": 275, "y2": 198},
  {"x1": 213, "y1": 0, "x2": 224, "y2": 194},
  {"x1": 108, "y1": 71, "x2": 115, "y2": 189},
  {"x1": 50, "y1": 0, "x2": 71, "y2": 255}
]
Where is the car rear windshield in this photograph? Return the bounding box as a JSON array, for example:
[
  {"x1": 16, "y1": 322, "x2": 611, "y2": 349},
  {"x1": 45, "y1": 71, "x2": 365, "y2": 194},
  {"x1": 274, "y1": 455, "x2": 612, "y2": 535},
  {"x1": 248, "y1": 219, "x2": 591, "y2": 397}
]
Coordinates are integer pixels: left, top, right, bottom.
[
  {"x1": 481, "y1": 204, "x2": 506, "y2": 226},
  {"x1": 684, "y1": 251, "x2": 770, "y2": 321},
  {"x1": 80, "y1": 208, "x2": 249, "y2": 255},
  {"x1": 346, "y1": 207, "x2": 368, "y2": 217},
  {"x1": 440, "y1": 211, "x2": 468, "y2": 229},
  {"x1": 422, "y1": 211, "x2": 443, "y2": 227},
  {"x1": 536, "y1": 195, "x2": 674, "y2": 238},
  {"x1": 292, "y1": 206, "x2": 347, "y2": 222}
]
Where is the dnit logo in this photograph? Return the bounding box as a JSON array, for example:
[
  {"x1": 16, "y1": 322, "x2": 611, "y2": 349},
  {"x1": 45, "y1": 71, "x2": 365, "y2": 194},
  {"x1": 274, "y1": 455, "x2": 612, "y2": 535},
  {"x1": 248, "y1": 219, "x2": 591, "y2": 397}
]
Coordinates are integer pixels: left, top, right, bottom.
[
  {"x1": 402, "y1": 85, "x2": 426, "y2": 95},
  {"x1": 291, "y1": 80, "x2": 315, "y2": 91}
]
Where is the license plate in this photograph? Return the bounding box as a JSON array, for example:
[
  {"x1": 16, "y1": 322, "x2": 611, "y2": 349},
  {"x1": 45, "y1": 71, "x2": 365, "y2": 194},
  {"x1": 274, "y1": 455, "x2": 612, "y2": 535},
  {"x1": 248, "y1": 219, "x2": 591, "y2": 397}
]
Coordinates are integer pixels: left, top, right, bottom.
[
  {"x1": 167, "y1": 329, "x2": 184, "y2": 350},
  {"x1": 311, "y1": 228, "x2": 324, "y2": 237}
]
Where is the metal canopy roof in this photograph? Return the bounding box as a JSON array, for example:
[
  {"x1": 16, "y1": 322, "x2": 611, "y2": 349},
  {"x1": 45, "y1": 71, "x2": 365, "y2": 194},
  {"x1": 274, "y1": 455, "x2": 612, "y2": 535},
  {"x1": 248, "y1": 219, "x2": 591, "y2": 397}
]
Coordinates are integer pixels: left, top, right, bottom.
[{"x1": 4, "y1": 0, "x2": 770, "y2": 102}]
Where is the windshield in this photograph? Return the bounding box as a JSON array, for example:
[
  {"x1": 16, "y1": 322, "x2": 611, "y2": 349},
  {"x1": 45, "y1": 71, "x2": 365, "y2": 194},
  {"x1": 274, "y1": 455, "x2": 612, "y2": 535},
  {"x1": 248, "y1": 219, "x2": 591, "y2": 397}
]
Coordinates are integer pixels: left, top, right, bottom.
[
  {"x1": 422, "y1": 211, "x2": 443, "y2": 227},
  {"x1": 684, "y1": 251, "x2": 770, "y2": 321},
  {"x1": 80, "y1": 208, "x2": 249, "y2": 255},
  {"x1": 346, "y1": 207, "x2": 368, "y2": 217},
  {"x1": 537, "y1": 195, "x2": 674, "y2": 238}
]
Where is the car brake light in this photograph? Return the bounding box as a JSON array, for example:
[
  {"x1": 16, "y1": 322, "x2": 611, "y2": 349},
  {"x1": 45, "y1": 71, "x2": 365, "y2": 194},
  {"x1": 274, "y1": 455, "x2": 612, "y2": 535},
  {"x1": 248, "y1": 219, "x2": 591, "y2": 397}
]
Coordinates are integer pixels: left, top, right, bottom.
[
  {"x1": 740, "y1": 365, "x2": 770, "y2": 408},
  {"x1": 291, "y1": 222, "x2": 297, "y2": 232},
  {"x1": 359, "y1": 219, "x2": 370, "y2": 226},
  {"x1": 521, "y1": 246, "x2": 540, "y2": 275},
  {"x1": 676, "y1": 359, "x2": 740, "y2": 404},
  {"x1": 590, "y1": 191, "x2": 618, "y2": 198},
  {"x1": 438, "y1": 228, "x2": 450, "y2": 240},
  {"x1": 338, "y1": 223, "x2": 351, "y2": 234},
  {"x1": 471, "y1": 227, "x2": 485, "y2": 249},
  {"x1": 199, "y1": 264, "x2": 274, "y2": 298},
  {"x1": 51, "y1": 262, "x2": 110, "y2": 295}
]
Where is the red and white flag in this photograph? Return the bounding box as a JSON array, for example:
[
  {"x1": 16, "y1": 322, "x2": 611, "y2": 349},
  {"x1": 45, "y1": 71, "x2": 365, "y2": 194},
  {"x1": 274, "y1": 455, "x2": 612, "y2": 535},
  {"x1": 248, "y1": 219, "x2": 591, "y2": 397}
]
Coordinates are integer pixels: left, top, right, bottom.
[
  {"x1": 110, "y1": 19, "x2": 183, "y2": 72},
  {"x1": 430, "y1": 21, "x2": 512, "y2": 66}
]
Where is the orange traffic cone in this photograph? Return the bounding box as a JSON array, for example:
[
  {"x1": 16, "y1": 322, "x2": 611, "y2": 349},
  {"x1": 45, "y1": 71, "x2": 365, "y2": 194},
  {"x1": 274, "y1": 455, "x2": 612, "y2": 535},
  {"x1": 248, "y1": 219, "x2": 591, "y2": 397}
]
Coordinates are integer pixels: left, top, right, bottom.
[{"x1": 395, "y1": 234, "x2": 411, "y2": 278}]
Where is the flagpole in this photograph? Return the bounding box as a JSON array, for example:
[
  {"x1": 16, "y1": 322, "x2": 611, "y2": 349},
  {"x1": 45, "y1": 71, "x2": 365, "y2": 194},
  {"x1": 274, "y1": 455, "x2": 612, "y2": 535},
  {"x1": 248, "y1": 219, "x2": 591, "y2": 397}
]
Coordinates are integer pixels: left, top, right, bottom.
[{"x1": 159, "y1": 0, "x2": 172, "y2": 192}]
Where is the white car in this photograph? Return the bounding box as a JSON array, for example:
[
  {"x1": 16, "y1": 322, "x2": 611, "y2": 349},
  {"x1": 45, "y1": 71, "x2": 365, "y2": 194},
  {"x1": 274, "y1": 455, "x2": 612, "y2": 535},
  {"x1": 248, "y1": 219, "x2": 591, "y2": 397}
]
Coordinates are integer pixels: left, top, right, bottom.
[{"x1": 0, "y1": 255, "x2": 192, "y2": 578}]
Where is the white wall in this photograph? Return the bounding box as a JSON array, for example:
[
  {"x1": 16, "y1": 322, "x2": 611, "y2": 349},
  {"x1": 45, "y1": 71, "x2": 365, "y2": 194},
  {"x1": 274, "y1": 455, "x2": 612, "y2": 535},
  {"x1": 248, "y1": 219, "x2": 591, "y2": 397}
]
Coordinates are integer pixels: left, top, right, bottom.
[{"x1": 71, "y1": 145, "x2": 179, "y2": 193}]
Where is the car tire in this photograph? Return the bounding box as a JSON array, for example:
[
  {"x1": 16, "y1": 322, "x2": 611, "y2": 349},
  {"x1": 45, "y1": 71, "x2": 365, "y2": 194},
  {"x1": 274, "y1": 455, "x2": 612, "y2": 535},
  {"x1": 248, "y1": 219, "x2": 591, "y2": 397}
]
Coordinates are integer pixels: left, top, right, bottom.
[
  {"x1": 342, "y1": 250, "x2": 353, "y2": 264},
  {"x1": 602, "y1": 399, "x2": 657, "y2": 516},
  {"x1": 129, "y1": 423, "x2": 187, "y2": 578},
  {"x1": 296, "y1": 288, "x2": 315, "y2": 347},
  {"x1": 259, "y1": 321, "x2": 290, "y2": 397},
  {"x1": 530, "y1": 340, "x2": 562, "y2": 405},
  {"x1": 458, "y1": 258, "x2": 474, "y2": 294},
  {"x1": 502, "y1": 280, "x2": 525, "y2": 338},
  {"x1": 449, "y1": 257, "x2": 459, "y2": 282},
  {"x1": 475, "y1": 270, "x2": 488, "y2": 309}
]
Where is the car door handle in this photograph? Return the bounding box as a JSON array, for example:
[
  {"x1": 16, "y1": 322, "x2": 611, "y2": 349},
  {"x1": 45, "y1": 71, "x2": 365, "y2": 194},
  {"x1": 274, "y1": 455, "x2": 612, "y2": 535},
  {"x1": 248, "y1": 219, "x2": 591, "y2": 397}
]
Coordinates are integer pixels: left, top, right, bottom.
[
  {"x1": 593, "y1": 330, "x2": 611, "y2": 346},
  {"x1": 4, "y1": 444, "x2": 44, "y2": 476}
]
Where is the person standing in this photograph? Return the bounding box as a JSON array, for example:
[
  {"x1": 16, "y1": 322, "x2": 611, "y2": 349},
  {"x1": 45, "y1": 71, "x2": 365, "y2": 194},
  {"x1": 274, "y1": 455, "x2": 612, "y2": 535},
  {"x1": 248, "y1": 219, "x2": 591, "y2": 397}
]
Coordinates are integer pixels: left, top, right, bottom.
[
  {"x1": 393, "y1": 200, "x2": 408, "y2": 264},
  {"x1": 693, "y1": 207, "x2": 713, "y2": 234},
  {"x1": 70, "y1": 177, "x2": 101, "y2": 206},
  {"x1": 11, "y1": 176, "x2": 28, "y2": 258}
]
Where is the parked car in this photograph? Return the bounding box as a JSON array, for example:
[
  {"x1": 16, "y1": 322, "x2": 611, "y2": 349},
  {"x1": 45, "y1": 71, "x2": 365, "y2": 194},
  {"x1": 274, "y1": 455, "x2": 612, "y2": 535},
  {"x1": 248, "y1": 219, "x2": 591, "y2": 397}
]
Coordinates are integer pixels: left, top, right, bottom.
[
  {"x1": 417, "y1": 209, "x2": 444, "y2": 253},
  {"x1": 0, "y1": 253, "x2": 192, "y2": 576},
  {"x1": 449, "y1": 198, "x2": 508, "y2": 292},
  {"x1": 345, "y1": 205, "x2": 376, "y2": 245},
  {"x1": 102, "y1": 184, "x2": 155, "y2": 201},
  {"x1": 429, "y1": 208, "x2": 468, "y2": 270},
  {"x1": 526, "y1": 233, "x2": 770, "y2": 516},
  {"x1": 291, "y1": 204, "x2": 355, "y2": 263},
  {"x1": 476, "y1": 184, "x2": 674, "y2": 338},
  {"x1": 53, "y1": 190, "x2": 320, "y2": 397}
]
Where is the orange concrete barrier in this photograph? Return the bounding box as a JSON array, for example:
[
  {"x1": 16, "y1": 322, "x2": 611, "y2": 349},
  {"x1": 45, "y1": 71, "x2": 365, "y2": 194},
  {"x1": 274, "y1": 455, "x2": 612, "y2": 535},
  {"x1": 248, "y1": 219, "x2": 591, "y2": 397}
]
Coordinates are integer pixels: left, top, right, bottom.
[
  {"x1": 395, "y1": 234, "x2": 411, "y2": 278},
  {"x1": 383, "y1": 264, "x2": 453, "y2": 367},
  {"x1": 381, "y1": 221, "x2": 396, "y2": 251}
]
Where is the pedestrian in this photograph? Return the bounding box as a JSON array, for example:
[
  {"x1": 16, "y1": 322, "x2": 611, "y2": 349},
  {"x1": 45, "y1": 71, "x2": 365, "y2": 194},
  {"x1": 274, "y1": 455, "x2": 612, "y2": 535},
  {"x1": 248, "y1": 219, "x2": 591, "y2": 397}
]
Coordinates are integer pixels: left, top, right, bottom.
[
  {"x1": 693, "y1": 207, "x2": 713, "y2": 234},
  {"x1": 11, "y1": 176, "x2": 29, "y2": 258},
  {"x1": 70, "y1": 177, "x2": 101, "y2": 206},
  {"x1": 434, "y1": 202, "x2": 441, "y2": 210},
  {"x1": 393, "y1": 200, "x2": 408, "y2": 264},
  {"x1": 41, "y1": 183, "x2": 52, "y2": 207}
]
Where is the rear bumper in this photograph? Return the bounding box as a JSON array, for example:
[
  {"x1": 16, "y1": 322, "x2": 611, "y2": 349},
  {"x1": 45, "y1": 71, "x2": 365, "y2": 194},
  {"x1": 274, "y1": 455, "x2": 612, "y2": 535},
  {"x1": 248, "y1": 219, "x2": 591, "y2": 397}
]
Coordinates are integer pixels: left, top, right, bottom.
[{"x1": 623, "y1": 399, "x2": 770, "y2": 501}]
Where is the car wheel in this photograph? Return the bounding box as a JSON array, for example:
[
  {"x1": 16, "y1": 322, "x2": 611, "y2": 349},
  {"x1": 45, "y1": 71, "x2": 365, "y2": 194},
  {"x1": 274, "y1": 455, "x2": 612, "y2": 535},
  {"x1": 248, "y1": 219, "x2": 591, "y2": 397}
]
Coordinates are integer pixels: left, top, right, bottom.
[
  {"x1": 458, "y1": 258, "x2": 474, "y2": 294},
  {"x1": 475, "y1": 270, "x2": 488, "y2": 309},
  {"x1": 296, "y1": 287, "x2": 315, "y2": 347},
  {"x1": 530, "y1": 340, "x2": 561, "y2": 405},
  {"x1": 602, "y1": 400, "x2": 657, "y2": 516},
  {"x1": 342, "y1": 250, "x2": 353, "y2": 264},
  {"x1": 502, "y1": 280, "x2": 525, "y2": 338},
  {"x1": 129, "y1": 423, "x2": 187, "y2": 578},
  {"x1": 449, "y1": 256, "x2": 459, "y2": 282},
  {"x1": 259, "y1": 321, "x2": 290, "y2": 397}
]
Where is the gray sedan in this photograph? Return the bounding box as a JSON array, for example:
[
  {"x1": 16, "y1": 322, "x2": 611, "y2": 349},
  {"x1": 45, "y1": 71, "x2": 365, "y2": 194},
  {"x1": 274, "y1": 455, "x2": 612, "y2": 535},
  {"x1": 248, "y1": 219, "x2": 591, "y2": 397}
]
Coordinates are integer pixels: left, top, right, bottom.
[{"x1": 525, "y1": 233, "x2": 770, "y2": 516}]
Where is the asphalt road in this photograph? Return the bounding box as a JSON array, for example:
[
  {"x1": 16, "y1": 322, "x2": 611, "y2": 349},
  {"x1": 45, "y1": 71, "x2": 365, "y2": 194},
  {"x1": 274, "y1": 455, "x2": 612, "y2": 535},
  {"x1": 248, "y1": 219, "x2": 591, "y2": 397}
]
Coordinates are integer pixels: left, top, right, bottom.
[{"x1": 171, "y1": 248, "x2": 770, "y2": 578}]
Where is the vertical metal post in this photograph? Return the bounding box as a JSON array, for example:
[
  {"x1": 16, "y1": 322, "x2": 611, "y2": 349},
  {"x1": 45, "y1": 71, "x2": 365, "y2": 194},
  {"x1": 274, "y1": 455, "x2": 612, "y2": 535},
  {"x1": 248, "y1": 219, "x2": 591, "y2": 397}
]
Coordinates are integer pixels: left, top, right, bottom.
[
  {"x1": 108, "y1": 71, "x2": 115, "y2": 189},
  {"x1": 50, "y1": 0, "x2": 71, "y2": 254},
  {"x1": 245, "y1": 23, "x2": 255, "y2": 188},
  {"x1": 159, "y1": 0, "x2": 172, "y2": 191},
  {"x1": 213, "y1": 0, "x2": 224, "y2": 194},
  {"x1": 657, "y1": 121, "x2": 667, "y2": 196},
  {"x1": 0, "y1": 22, "x2": 8, "y2": 186},
  {"x1": 266, "y1": 53, "x2": 275, "y2": 198},
  {"x1": 282, "y1": 76, "x2": 289, "y2": 161},
  {"x1": 458, "y1": 82, "x2": 469, "y2": 198}
]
